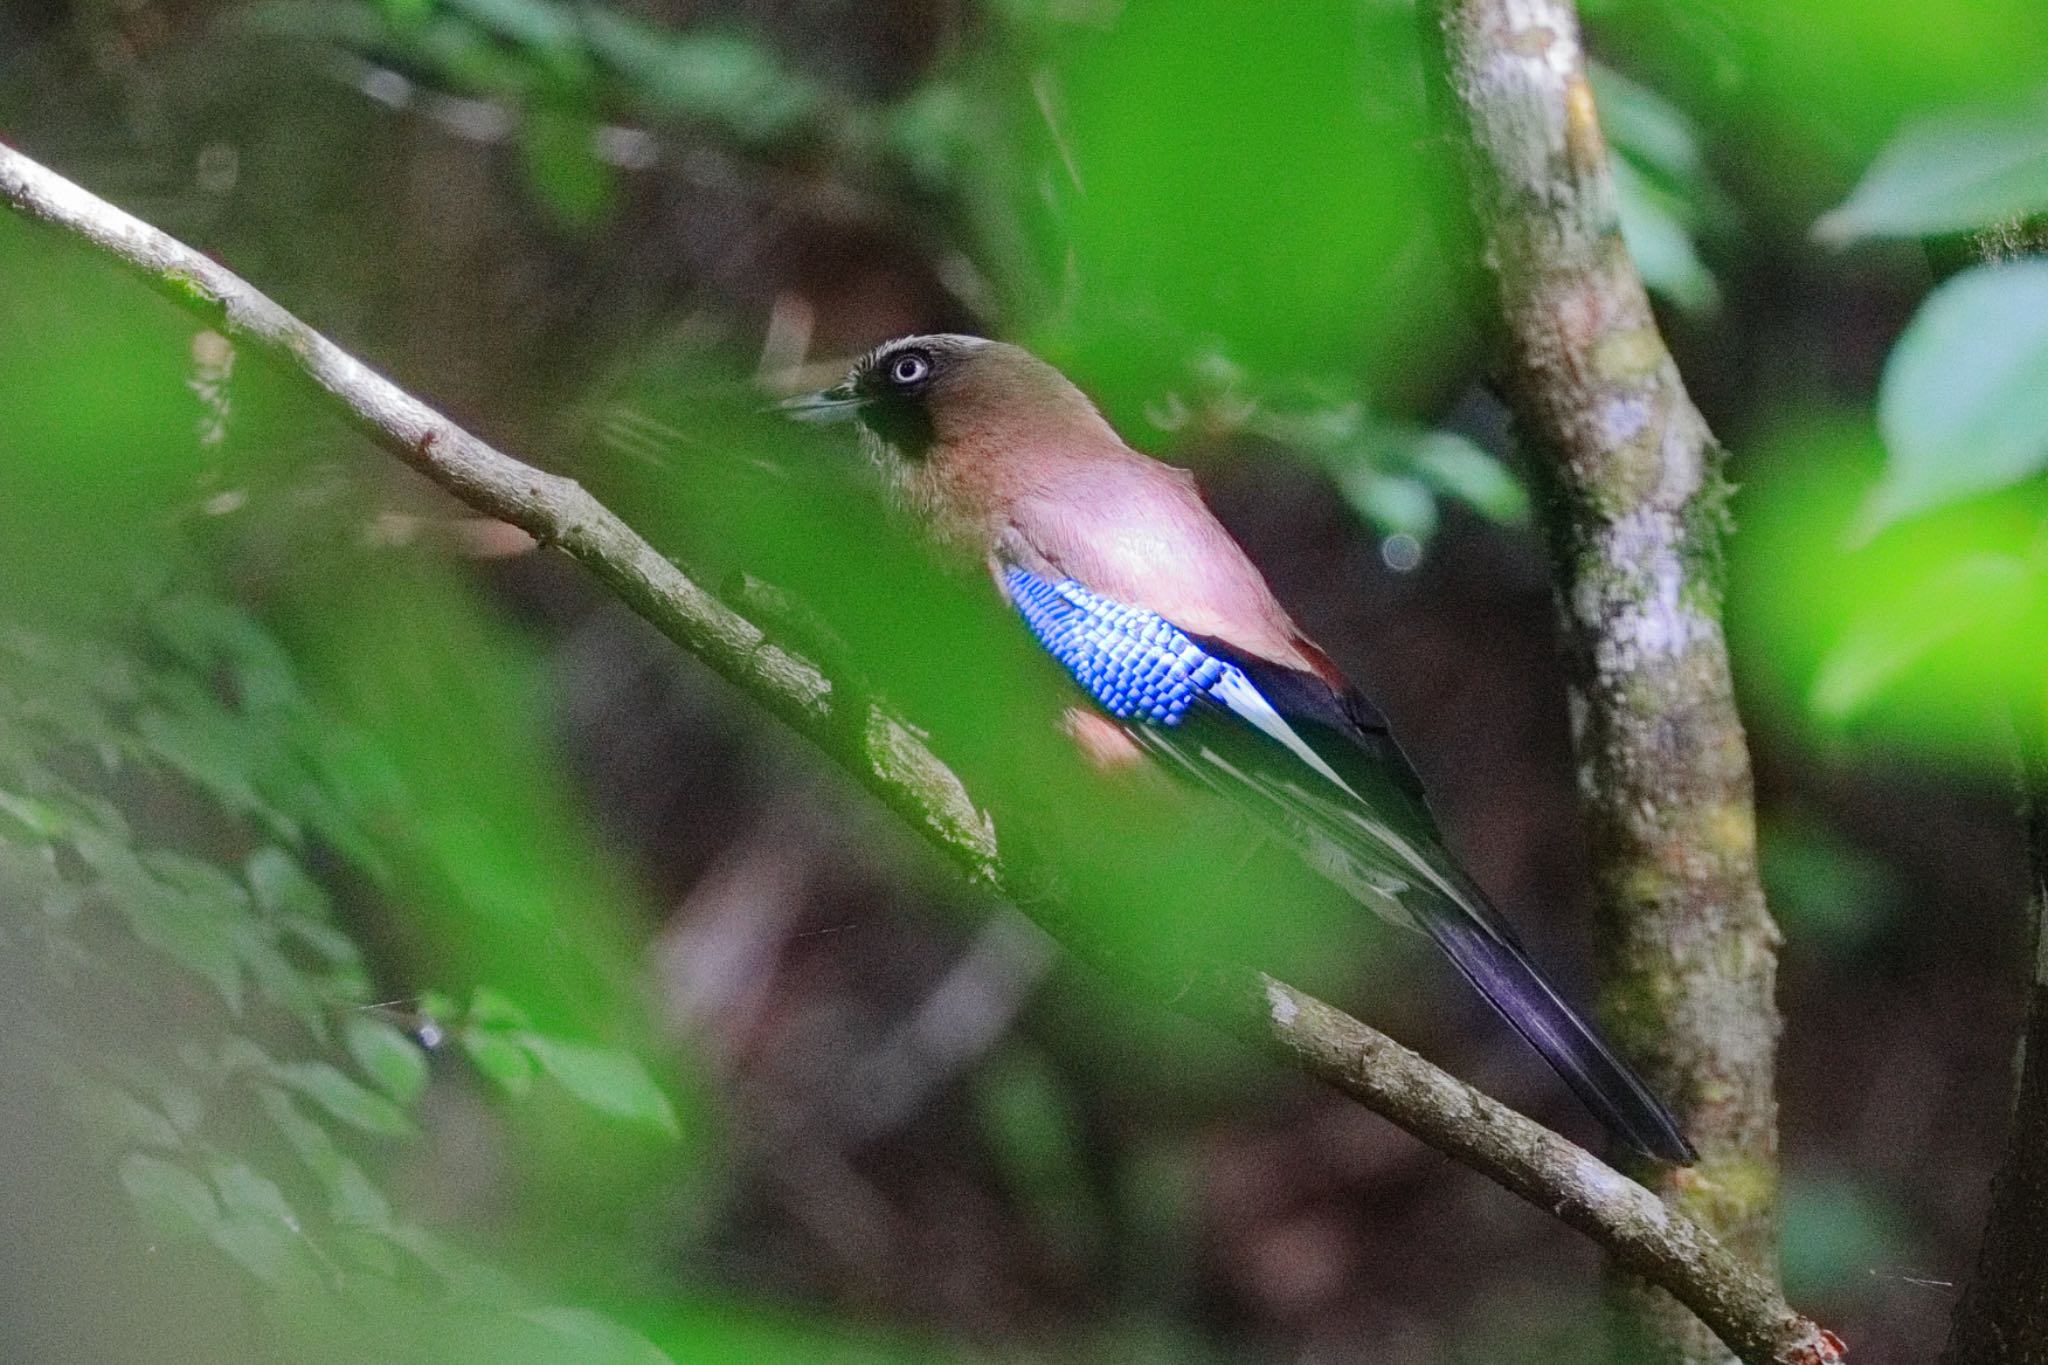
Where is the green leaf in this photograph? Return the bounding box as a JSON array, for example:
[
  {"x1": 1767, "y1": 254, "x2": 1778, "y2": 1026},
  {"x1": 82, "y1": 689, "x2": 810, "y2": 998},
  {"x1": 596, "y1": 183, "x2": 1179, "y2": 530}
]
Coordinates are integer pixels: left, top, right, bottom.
[
  {"x1": 232, "y1": 918, "x2": 329, "y2": 1039},
  {"x1": 0, "y1": 790, "x2": 68, "y2": 841},
  {"x1": 273, "y1": 1061, "x2": 416, "y2": 1137},
  {"x1": 1864, "y1": 261, "x2": 2048, "y2": 531},
  {"x1": 203, "y1": 1162, "x2": 327, "y2": 1298},
  {"x1": 209, "y1": 1157, "x2": 300, "y2": 1228},
  {"x1": 1588, "y1": 63, "x2": 1721, "y2": 313},
  {"x1": 1818, "y1": 101, "x2": 2048, "y2": 244},
  {"x1": 136, "y1": 703, "x2": 266, "y2": 822},
  {"x1": 1590, "y1": 63, "x2": 1705, "y2": 192},
  {"x1": 1811, "y1": 553, "x2": 2036, "y2": 718},
  {"x1": 148, "y1": 596, "x2": 304, "y2": 714},
  {"x1": 385, "y1": 1223, "x2": 530, "y2": 1301},
  {"x1": 522, "y1": 1035, "x2": 678, "y2": 1136},
  {"x1": 208, "y1": 1210, "x2": 317, "y2": 1289},
  {"x1": 64, "y1": 1080, "x2": 185, "y2": 1151},
  {"x1": 260, "y1": 1087, "x2": 393, "y2": 1229},
  {"x1": 1405, "y1": 432, "x2": 1530, "y2": 524},
  {"x1": 520, "y1": 104, "x2": 616, "y2": 231},
  {"x1": 524, "y1": 1308, "x2": 676, "y2": 1365},
  {"x1": 120, "y1": 1153, "x2": 219, "y2": 1241},
  {"x1": 1339, "y1": 470, "x2": 1438, "y2": 541},
  {"x1": 121, "y1": 886, "x2": 244, "y2": 1013},
  {"x1": 156, "y1": 1083, "x2": 206, "y2": 1137},
  {"x1": 246, "y1": 845, "x2": 329, "y2": 918},
  {"x1": 143, "y1": 850, "x2": 252, "y2": 905},
  {"x1": 462, "y1": 1027, "x2": 536, "y2": 1097},
  {"x1": 445, "y1": 0, "x2": 582, "y2": 61},
  {"x1": 458, "y1": 985, "x2": 541, "y2": 1094},
  {"x1": 1613, "y1": 155, "x2": 1720, "y2": 314},
  {"x1": 345, "y1": 1014, "x2": 431, "y2": 1106},
  {"x1": 579, "y1": 13, "x2": 819, "y2": 143},
  {"x1": 374, "y1": 0, "x2": 435, "y2": 25},
  {"x1": 467, "y1": 985, "x2": 533, "y2": 1030}
]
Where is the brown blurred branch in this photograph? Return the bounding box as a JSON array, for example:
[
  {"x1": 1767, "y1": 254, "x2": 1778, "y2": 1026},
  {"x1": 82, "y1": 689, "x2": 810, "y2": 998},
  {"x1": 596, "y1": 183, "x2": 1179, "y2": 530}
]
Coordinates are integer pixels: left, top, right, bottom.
[
  {"x1": 1420, "y1": 3, "x2": 1785, "y2": 1362},
  {"x1": 1943, "y1": 725, "x2": 2048, "y2": 1364},
  {"x1": 1939, "y1": 218, "x2": 2048, "y2": 1365},
  {"x1": 0, "y1": 142, "x2": 1838, "y2": 1365}
]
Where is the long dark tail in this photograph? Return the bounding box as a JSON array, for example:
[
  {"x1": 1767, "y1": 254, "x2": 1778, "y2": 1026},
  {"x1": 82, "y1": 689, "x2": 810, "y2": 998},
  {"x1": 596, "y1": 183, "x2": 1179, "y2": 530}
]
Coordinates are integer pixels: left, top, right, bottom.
[{"x1": 1421, "y1": 908, "x2": 1696, "y2": 1165}]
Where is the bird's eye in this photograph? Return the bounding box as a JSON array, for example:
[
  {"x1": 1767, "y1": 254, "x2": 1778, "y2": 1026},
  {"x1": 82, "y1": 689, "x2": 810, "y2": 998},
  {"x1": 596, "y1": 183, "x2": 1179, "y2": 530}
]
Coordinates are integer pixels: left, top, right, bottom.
[{"x1": 888, "y1": 352, "x2": 931, "y2": 386}]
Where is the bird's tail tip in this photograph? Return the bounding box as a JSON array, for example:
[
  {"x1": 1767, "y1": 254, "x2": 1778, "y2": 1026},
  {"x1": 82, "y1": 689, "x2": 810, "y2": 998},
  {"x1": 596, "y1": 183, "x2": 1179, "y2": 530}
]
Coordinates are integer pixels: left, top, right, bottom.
[{"x1": 1423, "y1": 913, "x2": 1696, "y2": 1166}]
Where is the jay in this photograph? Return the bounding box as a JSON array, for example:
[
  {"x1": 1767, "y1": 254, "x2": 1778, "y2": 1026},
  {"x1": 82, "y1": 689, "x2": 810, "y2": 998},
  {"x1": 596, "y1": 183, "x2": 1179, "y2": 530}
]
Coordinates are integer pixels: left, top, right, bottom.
[{"x1": 786, "y1": 333, "x2": 1694, "y2": 1164}]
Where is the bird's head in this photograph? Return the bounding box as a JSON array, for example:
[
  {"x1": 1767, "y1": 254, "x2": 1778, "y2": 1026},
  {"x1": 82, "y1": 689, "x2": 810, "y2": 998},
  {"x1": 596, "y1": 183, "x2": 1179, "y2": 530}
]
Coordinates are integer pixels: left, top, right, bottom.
[
  {"x1": 782, "y1": 333, "x2": 1127, "y2": 546},
  {"x1": 782, "y1": 333, "x2": 1118, "y2": 462}
]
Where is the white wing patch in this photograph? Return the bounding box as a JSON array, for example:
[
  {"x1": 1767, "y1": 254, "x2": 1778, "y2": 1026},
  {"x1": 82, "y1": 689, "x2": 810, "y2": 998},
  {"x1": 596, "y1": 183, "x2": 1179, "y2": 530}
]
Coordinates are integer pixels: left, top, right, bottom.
[
  {"x1": 1137, "y1": 722, "x2": 1481, "y2": 939},
  {"x1": 1206, "y1": 670, "x2": 1360, "y2": 797}
]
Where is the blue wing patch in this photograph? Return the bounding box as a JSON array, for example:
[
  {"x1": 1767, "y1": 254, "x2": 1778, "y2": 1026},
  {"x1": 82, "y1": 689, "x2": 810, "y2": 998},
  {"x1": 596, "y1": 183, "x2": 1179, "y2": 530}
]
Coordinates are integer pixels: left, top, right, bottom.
[
  {"x1": 1002, "y1": 564, "x2": 1367, "y2": 796},
  {"x1": 1001, "y1": 565, "x2": 1232, "y2": 726}
]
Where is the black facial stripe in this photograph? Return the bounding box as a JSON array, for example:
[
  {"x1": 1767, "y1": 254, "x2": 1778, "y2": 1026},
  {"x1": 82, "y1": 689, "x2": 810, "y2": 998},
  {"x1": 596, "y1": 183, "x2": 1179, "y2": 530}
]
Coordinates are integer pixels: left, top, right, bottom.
[{"x1": 858, "y1": 394, "x2": 935, "y2": 460}]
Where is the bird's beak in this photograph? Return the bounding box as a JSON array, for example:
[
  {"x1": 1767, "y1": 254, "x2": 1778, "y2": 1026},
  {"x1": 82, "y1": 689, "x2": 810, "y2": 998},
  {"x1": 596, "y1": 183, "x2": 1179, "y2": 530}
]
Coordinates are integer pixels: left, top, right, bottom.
[{"x1": 776, "y1": 381, "x2": 865, "y2": 424}]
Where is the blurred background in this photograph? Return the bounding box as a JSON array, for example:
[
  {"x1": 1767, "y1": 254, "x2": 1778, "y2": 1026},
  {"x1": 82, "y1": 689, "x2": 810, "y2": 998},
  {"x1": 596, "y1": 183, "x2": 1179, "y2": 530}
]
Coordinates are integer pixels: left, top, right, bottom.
[{"x1": 3, "y1": 1, "x2": 2047, "y2": 1362}]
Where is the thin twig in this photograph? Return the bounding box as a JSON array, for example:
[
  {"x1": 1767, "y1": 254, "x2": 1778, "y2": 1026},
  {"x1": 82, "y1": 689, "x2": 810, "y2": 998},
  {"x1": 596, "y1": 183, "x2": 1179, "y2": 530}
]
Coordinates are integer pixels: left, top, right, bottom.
[{"x1": 0, "y1": 141, "x2": 1836, "y2": 1365}]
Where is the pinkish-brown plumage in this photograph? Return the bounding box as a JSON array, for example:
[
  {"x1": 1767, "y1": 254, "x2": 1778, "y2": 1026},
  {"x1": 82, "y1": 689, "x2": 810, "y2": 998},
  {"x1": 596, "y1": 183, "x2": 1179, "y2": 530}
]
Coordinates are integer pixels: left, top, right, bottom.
[
  {"x1": 873, "y1": 337, "x2": 1341, "y2": 685},
  {"x1": 802, "y1": 332, "x2": 1696, "y2": 1163}
]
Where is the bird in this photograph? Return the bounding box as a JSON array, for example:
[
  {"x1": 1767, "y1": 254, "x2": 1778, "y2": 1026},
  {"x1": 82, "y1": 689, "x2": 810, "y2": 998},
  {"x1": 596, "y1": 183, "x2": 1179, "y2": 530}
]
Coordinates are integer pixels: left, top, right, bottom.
[{"x1": 783, "y1": 333, "x2": 1695, "y2": 1164}]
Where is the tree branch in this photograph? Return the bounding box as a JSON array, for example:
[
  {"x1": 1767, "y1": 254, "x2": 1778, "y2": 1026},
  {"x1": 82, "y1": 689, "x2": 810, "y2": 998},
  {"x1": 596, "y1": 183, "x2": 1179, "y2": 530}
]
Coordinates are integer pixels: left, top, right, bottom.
[
  {"x1": 0, "y1": 141, "x2": 1838, "y2": 1365},
  {"x1": 1420, "y1": 4, "x2": 1785, "y2": 1362}
]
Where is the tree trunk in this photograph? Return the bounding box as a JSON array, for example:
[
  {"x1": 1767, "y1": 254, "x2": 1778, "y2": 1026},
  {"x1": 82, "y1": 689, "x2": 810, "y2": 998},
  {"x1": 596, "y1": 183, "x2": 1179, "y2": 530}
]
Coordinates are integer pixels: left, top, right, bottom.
[{"x1": 1421, "y1": 4, "x2": 1785, "y2": 1361}]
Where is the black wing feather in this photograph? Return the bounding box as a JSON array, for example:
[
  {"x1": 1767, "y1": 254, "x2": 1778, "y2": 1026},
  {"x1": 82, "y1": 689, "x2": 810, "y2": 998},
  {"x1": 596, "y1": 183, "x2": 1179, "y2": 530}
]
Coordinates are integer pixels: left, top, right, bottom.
[{"x1": 1154, "y1": 639, "x2": 1695, "y2": 1164}]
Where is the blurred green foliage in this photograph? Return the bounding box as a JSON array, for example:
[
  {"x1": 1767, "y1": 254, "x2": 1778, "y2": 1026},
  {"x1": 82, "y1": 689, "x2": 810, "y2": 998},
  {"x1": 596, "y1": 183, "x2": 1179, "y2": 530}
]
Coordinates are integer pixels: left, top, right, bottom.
[
  {"x1": 0, "y1": 586, "x2": 703, "y2": 1360},
  {"x1": 1594, "y1": 61, "x2": 1731, "y2": 315},
  {"x1": 8, "y1": 0, "x2": 2048, "y2": 1356},
  {"x1": 1587, "y1": 0, "x2": 2048, "y2": 219},
  {"x1": 1788, "y1": 102, "x2": 2048, "y2": 758},
  {"x1": 0, "y1": 215, "x2": 959, "y2": 1364},
  {"x1": 967, "y1": 0, "x2": 1534, "y2": 541},
  {"x1": 254, "y1": 0, "x2": 831, "y2": 148},
  {"x1": 1780, "y1": 1172, "x2": 1911, "y2": 1304},
  {"x1": 1733, "y1": 412, "x2": 2042, "y2": 763},
  {"x1": 1862, "y1": 261, "x2": 2048, "y2": 533},
  {"x1": 986, "y1": 0, "x2": 1445, "y2": 386},
  {"x1": 271, "y1": 0, "x2": 1544, "y2": 548},
  {"x1": 1758, "y1": 814, "x2": 1903, "y2": 951},
  {"x1": 1192, "y1": 353, "x2": 1531, "y2": 543},
  {"x1": 0, "y1": 120, "x2": 1384, "y2": 1363},
  {"x1": 1816, "y1": 94, "x2": 2048, "y2": 244}
]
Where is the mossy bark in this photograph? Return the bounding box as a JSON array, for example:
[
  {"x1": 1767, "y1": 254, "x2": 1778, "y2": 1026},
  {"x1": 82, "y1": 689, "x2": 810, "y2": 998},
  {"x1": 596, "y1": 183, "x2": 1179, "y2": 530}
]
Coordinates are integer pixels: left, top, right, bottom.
[{"x1": 1422, "y1": 4, "x2": 1783, "y2": 1361}]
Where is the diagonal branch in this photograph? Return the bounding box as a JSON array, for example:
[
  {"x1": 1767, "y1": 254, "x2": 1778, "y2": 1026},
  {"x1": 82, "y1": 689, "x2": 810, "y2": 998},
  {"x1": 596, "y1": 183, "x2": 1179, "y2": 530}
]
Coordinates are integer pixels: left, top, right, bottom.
[
  {"x1": 0, "y1": 141, "x2": 1838, "y2": 1365},
  {"x1": 1420, "y1": 4, "x2": 1786, "y2": 1362}
]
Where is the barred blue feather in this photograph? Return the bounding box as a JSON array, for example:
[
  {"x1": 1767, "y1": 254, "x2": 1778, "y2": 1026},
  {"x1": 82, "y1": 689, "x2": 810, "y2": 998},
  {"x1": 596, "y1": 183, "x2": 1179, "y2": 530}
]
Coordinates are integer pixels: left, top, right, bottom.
[
  {"x1": 1002, "y1": 565, "x2": 1239, "y2": 726},
  {"x1": 1001, "y1": 559, "x2": 1697, "y2": 1164}
]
